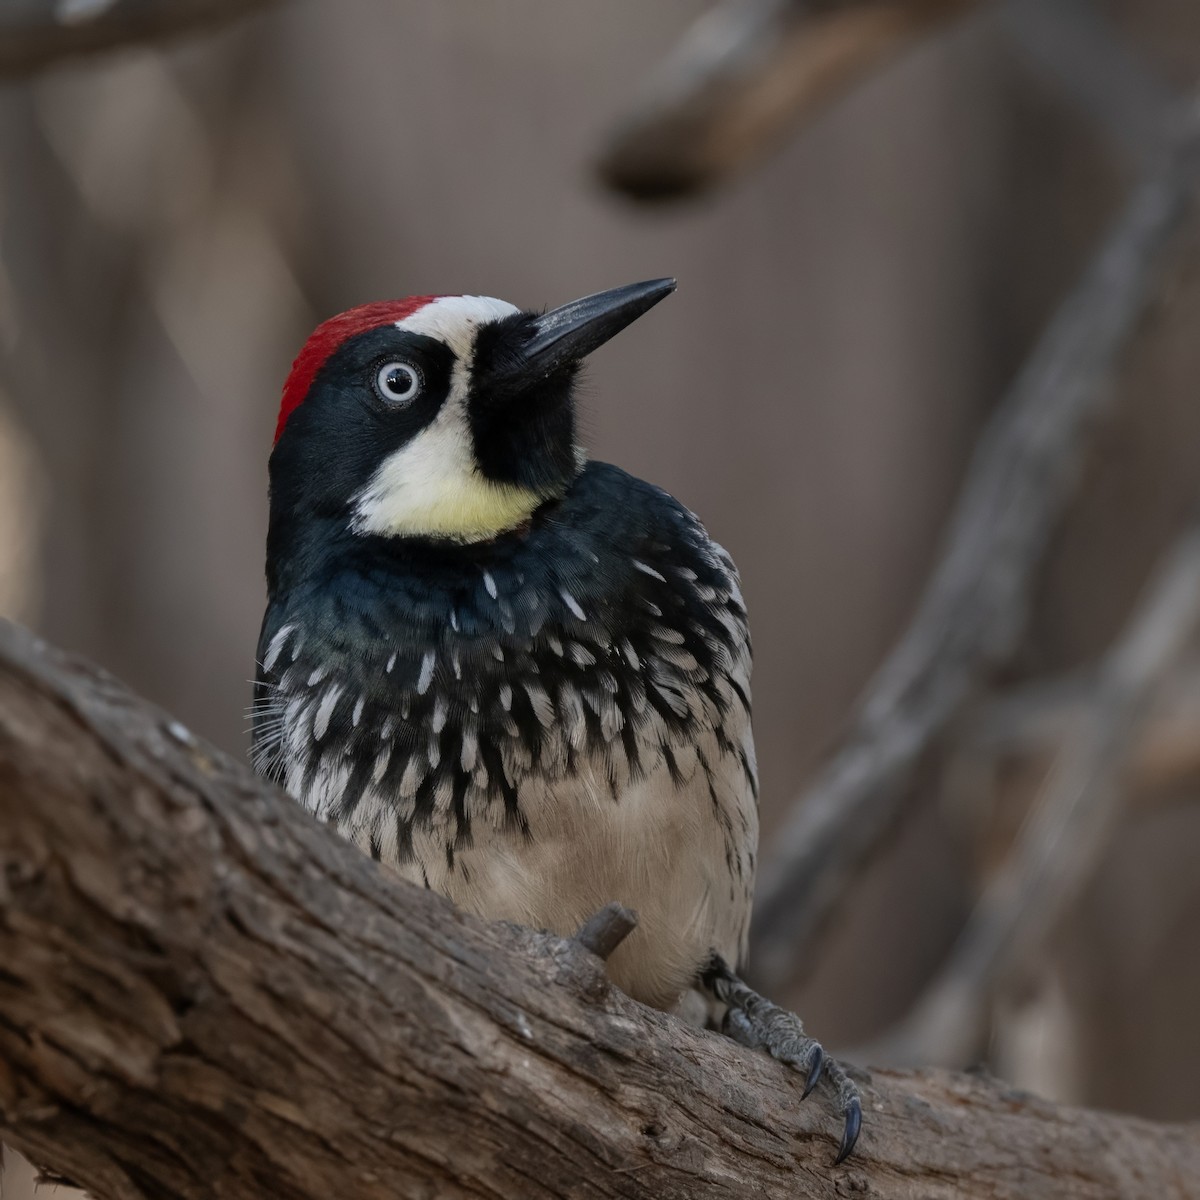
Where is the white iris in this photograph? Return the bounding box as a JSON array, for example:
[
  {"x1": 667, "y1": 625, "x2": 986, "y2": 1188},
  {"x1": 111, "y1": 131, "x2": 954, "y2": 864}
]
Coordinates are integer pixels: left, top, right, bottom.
[{"x1": 375, "y1": 361, "x2": 420, "y2": 405}]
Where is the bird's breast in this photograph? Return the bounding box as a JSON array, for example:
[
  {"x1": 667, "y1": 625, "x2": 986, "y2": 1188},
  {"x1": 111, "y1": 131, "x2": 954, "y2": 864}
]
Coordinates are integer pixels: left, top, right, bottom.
[{"x1": 252, "y1": 474, "x2": 758, "y2": 1004}]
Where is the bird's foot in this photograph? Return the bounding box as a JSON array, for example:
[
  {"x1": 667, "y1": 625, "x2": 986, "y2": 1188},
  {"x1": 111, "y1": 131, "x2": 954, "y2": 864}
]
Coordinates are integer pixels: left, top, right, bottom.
[{"x1": 701, "y1": 954, "x2": 861, "y2": 1164}]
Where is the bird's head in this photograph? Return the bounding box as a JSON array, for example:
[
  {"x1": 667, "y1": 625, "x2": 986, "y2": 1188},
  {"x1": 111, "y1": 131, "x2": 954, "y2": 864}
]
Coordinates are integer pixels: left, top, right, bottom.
[{"x1": 268, "y1": 279, "x2": 675, "y2": 551}]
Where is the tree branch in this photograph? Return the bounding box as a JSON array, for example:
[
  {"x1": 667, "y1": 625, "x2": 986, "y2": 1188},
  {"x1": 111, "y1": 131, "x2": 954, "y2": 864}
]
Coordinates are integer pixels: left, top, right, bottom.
[
  {"x1": 1, "y1": 624, "x2": 1198, "y2": 1196},
  {"x1": 750, "y1": 94, "x2": 1200, "y2": 993},
  {"x1": 870, "y1": 519, "x2": 1200, "y2": 1067},
  {"x1": 574, "y1": 901, "x2": 640, "y2": 961},
  {"x1": 596, "y1": 0, "x2": 978, "y2": 202},
  {"x1": 961, "y1": 663, "x2": 1200, "y2": 800},
  {"x1": 1001, "y1": 0, "x2": 1176, "y2": 167},
  {"x1": 0, "y1": 0, "x2": 281, "y2": 77}
]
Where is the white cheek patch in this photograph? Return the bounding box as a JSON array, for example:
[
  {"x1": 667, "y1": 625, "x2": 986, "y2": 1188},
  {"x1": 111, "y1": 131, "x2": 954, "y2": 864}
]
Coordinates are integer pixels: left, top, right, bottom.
[
  {"x1": 351, "y1": 402, "x2": 543, "y2": 541},
  {"x1": 350, "y1": 294, "x2": 544, "y2": 542}
]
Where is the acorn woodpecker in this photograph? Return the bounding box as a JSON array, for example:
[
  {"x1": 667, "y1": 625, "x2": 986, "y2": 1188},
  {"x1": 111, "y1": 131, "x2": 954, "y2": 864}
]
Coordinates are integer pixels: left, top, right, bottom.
[{"x1": 252, "y1": 280, "x2": 860, "y2": 1161}]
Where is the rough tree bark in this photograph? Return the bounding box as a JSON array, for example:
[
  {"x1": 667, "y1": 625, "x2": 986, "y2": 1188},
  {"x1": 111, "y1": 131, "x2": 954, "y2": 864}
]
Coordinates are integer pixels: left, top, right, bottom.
[{"x1": 0, "y1": 620, "x2": 1197, "y2": 1200}]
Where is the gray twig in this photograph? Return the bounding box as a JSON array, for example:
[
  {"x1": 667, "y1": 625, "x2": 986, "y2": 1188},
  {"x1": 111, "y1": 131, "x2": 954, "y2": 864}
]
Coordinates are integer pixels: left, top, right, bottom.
[{"x1": 575, "y1": 903, "x2": 639, "y2": 961}]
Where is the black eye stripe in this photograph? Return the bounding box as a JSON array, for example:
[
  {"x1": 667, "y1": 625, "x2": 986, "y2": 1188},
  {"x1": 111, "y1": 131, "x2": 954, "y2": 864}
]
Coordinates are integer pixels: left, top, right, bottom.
[{"x1": 287, "y1": 325, "x2": 457, "y2": 461}]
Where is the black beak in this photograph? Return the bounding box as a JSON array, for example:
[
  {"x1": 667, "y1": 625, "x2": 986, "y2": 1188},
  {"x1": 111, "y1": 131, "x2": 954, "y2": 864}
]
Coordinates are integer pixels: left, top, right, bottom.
[
  {"x1": 467, "y1": 279, "x2": 675, "y2": 496},
  {"x1": 518, "y1": 278, "x2": 676, "y2": 379}
]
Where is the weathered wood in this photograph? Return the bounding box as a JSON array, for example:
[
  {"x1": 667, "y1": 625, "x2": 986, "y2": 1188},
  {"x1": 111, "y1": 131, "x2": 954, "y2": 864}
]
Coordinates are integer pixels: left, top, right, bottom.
[
  {"x1": 0, "y1": 619, "x2": 1197, "y2": 1200},
  {"x1": 574, "y1": 902, "x2": 639, "y2": 961}
]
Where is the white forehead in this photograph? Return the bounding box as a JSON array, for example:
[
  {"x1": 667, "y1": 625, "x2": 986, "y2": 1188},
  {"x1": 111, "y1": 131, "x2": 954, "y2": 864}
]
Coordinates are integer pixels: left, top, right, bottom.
[{"x1": 395, "y1": 295, "x2": 521, "y2": 359}]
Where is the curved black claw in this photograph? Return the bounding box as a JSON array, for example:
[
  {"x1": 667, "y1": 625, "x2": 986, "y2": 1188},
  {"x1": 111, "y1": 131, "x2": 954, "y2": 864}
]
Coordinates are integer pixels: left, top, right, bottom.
[
  {"x1": 697, "y1": 955, "x2": 864, "y2": 1165},
  {"x1": 802, "y1": 1044, "x2": 825, "y2": 1100},
  {"x1": 834, "y1": 1095, "x2": 862, "y2": 1165}
]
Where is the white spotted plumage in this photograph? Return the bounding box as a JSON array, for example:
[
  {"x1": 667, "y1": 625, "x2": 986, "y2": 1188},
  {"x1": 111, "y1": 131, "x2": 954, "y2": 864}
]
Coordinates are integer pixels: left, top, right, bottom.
[{"x1": 258, "y1": 522, "x2": 756, "y2": 1012}]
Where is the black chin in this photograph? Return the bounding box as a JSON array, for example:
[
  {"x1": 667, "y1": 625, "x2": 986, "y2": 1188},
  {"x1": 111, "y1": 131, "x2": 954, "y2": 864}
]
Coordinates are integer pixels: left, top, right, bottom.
[
  {"x1": 466, "y1": 282, "x2": 674, "y2": 495},
  {"x1": 467, "y1": 313, "x2": 580, "y2": 496}
]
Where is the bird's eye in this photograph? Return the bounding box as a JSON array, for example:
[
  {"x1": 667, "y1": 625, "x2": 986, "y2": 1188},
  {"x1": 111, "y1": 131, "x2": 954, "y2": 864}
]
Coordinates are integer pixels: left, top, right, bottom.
[{"x1": 374, "y1": 361, "x2": 422, "y2": 406}]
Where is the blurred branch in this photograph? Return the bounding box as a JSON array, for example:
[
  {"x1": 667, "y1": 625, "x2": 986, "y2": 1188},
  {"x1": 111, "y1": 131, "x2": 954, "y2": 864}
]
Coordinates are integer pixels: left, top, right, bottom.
[
  {"x1": 596, "y1": 0, "x2": 977, "y2": 202},
  {"x1": 597, "y1": 0, "x2": 1176, "y2": 202},
  {"x1": 867, "y1": 520, "x2": 1200, "y2": 1067},
  {"x1": 750, "y1": 94, "x2": 1200, "y2": 994},
  {"x1": 8, "y1": 623, "x2": 1200, "y2": 1197},
  {"x1": 1002, "y1": 0, "x2": 1176, "y2": 167},
  {"x1": 965, "y1": 664, "x2": 1200, "y2": 798},
  {"x1": 0, "y1": 0, "x2": 281, "y2": 77}
]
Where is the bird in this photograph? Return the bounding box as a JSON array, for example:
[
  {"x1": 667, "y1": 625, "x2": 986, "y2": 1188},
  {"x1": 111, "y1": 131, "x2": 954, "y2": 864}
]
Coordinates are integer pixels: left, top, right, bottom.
[{"x1": 251, "y1": 279, "x2": 860, "y2": 1161}]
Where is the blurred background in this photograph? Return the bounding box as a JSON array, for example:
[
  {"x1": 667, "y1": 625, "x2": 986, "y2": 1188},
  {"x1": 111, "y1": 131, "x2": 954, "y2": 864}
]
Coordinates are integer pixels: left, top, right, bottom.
[{"x1": 3, "y1": 0, "x2": 1200, "y2": 1192}]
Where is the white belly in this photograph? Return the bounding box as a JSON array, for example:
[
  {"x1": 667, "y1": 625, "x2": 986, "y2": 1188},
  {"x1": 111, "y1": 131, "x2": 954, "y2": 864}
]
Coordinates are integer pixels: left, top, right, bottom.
[
  {"x1": 408, "y1": 724, "x2": 756, "y2": 1010},
  {"x1": 288, "y1": 719, "x2": 757, "y2": 1011}
]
